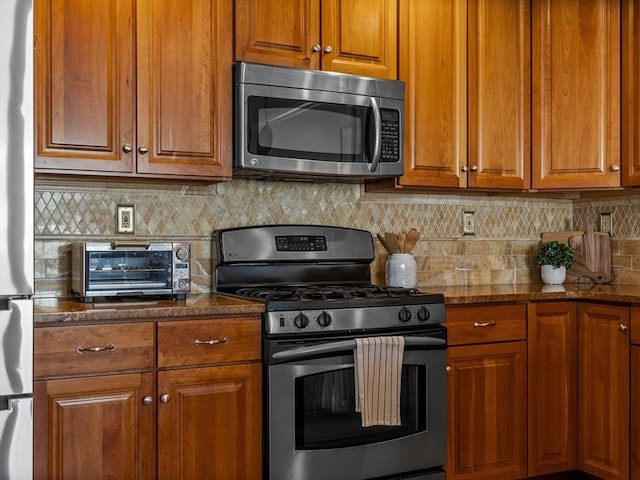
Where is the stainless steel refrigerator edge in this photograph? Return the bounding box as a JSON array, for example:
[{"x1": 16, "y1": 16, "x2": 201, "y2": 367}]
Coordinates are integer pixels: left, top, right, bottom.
[{"x1": 0, "y1": 0, "x2": 34, "y2": 479}]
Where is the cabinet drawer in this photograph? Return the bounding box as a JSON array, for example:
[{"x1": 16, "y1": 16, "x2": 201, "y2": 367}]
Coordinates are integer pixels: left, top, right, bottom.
[
  {"x1": 35, "y1": 322, "x2": 154, "y2": 378},
  {"x1": 158, "y1": 317, "x2": 261, "y2": 367},
  {"x1": 446, "y1": 304, "x2": 526, "y2": 346},
  {"x1": 631, "y1": 306, "x2": 640, "y2": 345}
]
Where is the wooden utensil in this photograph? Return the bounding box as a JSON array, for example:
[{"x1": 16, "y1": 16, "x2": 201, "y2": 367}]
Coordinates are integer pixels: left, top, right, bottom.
[
  {"x1": 397, "y1": 233, "x2": 406, "y2": 253},
  {"x1": 385, "y1": 232, "x2": 399, "y2": 253},
  {"x1": 377, "y1": 233, "x2": 391, "y2": 254},
  {"x1": 404, "y1": 229, "x2": 420, "y2": 253}
]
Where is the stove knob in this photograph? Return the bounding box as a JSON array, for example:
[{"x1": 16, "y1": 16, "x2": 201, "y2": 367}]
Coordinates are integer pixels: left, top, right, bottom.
[
  {"x1": 417, "y1": 306, "x2": 430, "y2": 322},
  {"x1": 317, "y1": 311, "x2": 332, "y2": 327},
  {"x1": 294, "y1": 313, "x2": 309, "y2": 329},
  {"x1": 398, "y1": 307, "x2": 412, "y2": 323}
]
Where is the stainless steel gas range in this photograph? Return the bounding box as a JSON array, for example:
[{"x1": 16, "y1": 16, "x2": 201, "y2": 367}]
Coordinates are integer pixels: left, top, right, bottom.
[{"x1": 214, "y1": 225, "x2": 447, "y2": 480}]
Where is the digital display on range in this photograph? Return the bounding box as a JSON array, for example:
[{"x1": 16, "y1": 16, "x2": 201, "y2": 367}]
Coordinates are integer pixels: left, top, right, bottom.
[{"x1": 275, "y1": 235, "x2": 327, "y2": 251}]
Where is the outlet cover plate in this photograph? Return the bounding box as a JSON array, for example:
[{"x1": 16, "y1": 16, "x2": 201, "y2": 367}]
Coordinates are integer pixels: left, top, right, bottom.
[
  {"x1": 117, "y1": 205, "x2": 135, "y2": 234},
  {"x1": 463, "y1": 211, "x2": 475, "y2": 236}
]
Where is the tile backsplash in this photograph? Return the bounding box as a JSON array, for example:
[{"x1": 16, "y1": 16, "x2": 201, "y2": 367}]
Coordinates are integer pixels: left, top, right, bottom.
[{"x1": 34, "y1": 178, "x2": 640, "y2": 298}]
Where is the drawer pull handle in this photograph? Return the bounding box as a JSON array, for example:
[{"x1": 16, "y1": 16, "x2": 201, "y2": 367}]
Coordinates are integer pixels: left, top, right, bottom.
[
  {"x1": 76, "y1": 343, "x2": 116, "y2": 354},
  {"x1": 194, "y1": 338, "x2": 228, "y2": 347},
  {"x1": 473, "y1": 321, "x2": 497, "y2": 328}
]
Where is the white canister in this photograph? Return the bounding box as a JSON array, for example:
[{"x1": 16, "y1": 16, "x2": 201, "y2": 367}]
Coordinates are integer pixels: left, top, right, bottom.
[{"x1": 385, "y1": 253, "x2": 417, "y2": 288}]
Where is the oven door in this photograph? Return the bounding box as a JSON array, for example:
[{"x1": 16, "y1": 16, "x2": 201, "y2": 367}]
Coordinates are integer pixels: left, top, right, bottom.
[{"x1": 266, "y1": 335, "x2": 447, "y2": 480}]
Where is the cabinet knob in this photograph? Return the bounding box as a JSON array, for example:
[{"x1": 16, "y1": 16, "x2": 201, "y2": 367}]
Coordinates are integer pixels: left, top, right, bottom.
[
  {"x1": 138, "y1": 146, "x2": 149, "y2": 155},
  {"x1": 142, "y1": 396, "x2": 153, "y2": 406},
  {"x1": 469, "y1": 165, "x2": 478, "y2": 172},
  {"x1": 618, "y1": 323, "x2": 628, "y2": 332},
  {"x1": 122, "y1": 144, "x2": 133, "y2": 153},
  {"x1": 611, "y1": 164, "x2": 620, "y2": 172},
  {"x1": 312, "y1": 44, "x2": 322, "y2": 53},
  {"x1": 324, "y1": 45, "x2": 333, "y2": 54},
  {"x1": 160, "y1": 394, "x2": 170, "y2": 404},
  {"x1": 461, "y1": 165, "x2": 468, "y2": 172},
  {"x1": 446, "y1": 366, "x2": 452, "y2": 374}
]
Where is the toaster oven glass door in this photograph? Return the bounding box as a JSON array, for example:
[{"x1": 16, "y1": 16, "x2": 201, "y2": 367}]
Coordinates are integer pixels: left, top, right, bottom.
[{"x1": 86, "y1": 250, "x2": 173, "y2": 291}]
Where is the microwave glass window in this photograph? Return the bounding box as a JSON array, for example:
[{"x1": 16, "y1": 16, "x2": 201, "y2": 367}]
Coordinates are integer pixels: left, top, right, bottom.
[
  {"x1": 87, "y1": 251, "x2": 173, "y2": 290},
  {"x1": 248, "y1": 97, "x2": 373, "y2": 163},
  {"x1": 294, "y1": 365, "x2": 426, "y2": 450}
]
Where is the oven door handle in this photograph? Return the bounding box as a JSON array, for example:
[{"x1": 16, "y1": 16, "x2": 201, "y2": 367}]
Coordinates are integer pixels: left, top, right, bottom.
[{"x1": 271, "y1": 335, "x2": 446, "y2": 361}]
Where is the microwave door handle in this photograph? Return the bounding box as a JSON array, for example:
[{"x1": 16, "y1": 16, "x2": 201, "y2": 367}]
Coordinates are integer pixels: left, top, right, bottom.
[
  {"x1": 368, "y1": 97, "x2": 382, "y2": 172},
  {"x1": 271, "y1": 335, "x2": 445, "y2": 361}
]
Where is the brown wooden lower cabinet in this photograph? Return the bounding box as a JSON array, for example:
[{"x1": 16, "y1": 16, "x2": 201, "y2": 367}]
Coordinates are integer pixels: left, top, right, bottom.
[
  {"x1": 34, "y1": 317, "x2": 262, "y2": 480},
  {"x1": 632, "y1": 345, "x2": 640, "y2": 480},
  {"x1": 578, "y1": 303, "x2": 630, "y2": 480},
  {"x1": 447, "y1": 341, "x2": 528, "y2": 480},
  {"x1": 34, "y1": 373, "x2": 155, "y2": 480},
  {"x1": 527, "y1": 302, "x2": 578, "y2": 476},
  {"x1": 445, "y1": 304, "x2": 528, "y2": 480},
  {"x1": 157, "y1": 363, "x2": 262, "y2": 480}
]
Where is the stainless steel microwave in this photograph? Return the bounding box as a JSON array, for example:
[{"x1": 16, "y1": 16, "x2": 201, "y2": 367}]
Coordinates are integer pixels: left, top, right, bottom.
[
  {"x1": 233, "y1": 62, "x2": 405, "y2": 181},
  {"x1": 71, "y1": 241, "x2": 190, "y2": 302}
]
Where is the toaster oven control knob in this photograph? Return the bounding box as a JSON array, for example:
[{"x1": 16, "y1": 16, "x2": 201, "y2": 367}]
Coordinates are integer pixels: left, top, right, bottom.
[
  {"x1": 398, "y1": 307, "x2": 412, "y2": 323},
  {"x1": 294, "y1": 313, "x2": 309, "y2": 329},
  {"x1": 317, "y1": 311, "x2": 332, "y2": 327},
  {"x1": 417, "y1": 306, "x2": 430, "y2": 322},
  {"x1": 175, "y1": 247, "x2": 189, "y2": 261}
]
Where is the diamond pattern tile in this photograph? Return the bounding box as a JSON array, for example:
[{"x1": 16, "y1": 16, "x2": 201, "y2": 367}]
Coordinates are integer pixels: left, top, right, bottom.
[{"x1": 34, "y1": 179, "x2": 640, "y2": 296}]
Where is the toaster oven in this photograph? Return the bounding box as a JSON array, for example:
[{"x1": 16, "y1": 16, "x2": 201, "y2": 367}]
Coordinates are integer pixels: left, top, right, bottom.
[{"x1": 71, "y1": 241, "x2": 190, "y2": 302}]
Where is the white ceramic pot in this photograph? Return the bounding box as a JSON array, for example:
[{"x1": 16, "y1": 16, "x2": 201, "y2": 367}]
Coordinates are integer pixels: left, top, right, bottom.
[
  {"x1": 541, "y1": 265, "x2": 566, "y2": 285},
  {"x1": 386, "y1": 253, "x2": 417, "y2": 288}
]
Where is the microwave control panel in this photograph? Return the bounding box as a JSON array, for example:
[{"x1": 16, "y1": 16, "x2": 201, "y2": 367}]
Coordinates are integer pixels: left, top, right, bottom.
[{"x1": 380, "y1": 109, "x2": 400, "y2": 162}]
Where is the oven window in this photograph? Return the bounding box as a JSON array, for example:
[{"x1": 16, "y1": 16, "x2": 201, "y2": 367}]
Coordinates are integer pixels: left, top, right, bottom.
[
  {"x1": 294, "y1": 366, "x2": 426, "y2": 449},
  {"x1": 86, "y1": 250, "x2": 173, "y2": 290},
  {"x1": 247, "y1": 96, "x2": 374, "y2": 163}
]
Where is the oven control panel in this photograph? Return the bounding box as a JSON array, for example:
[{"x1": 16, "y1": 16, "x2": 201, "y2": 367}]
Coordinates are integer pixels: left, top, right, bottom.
[
  {"x1": 275, "y1": 235, "x2": 327, "y2": 252},
  {"x1": 266, "y1": 303, "x2": 446, "y2": 336}
]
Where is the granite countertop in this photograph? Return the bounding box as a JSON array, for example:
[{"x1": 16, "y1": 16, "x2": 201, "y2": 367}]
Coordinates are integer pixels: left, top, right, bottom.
[
  {"x1": 438, "y1": 283, "x2": 640, "y2": 305},
  {"x1": 34, "y1": 294, "x2": 265, "y2": 325},
  {"x1": 34, "y1": 284, "x2": 640, "y2": 325}
]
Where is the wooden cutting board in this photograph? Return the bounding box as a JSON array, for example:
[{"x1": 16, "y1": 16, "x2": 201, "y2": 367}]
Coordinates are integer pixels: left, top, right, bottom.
[{"x1": 540, "y1": 223, "x2": 611, "y2": 283}]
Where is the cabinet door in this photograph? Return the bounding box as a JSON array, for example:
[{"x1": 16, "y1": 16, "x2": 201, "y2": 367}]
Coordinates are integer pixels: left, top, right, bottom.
[
  {"x1": 527, "y1": 302, "x2": 577, "y2": 476},
  {"x1": 632, "y1": 306, "x2": 640, "y2": 480},
  {"x1": 157, "y1": 363, "x2": 262, "y2": 480},
  {"x1": 632, "y1": 344, "x2": 640, "y2": 480},
  {"x1": 136, "y1": 0, "x2": 232, "y2": 179},
  {"x1": 235, "y1": 0, "x2": 321, "y2": 69},
  {"x1": 622, "y1": 0, "x2": 640, "y2": 186},
  {"x1": 532, "y1": 0, "x2": 621, "y2": 189},
  {"x1": 578, "y1": 303, "x2": 630, "y2": 480},
  {"x1": 398, "y1": 0, "x2": 467, "y2": 188},
  {"x1": 320, "y1": 0, "x2": 397, "y2": 79},
  {"x1": 34, "y1": 373, "x2": 155, "y2": 480},
  {"x1": 446, "y1": 341, "x2": 527, "y2": 480},
  {"x1": 468, "y1": 0, "x2": 530, "y2": 190},
  {"x1": 35, "y1": 0, "x2": 135, "y2": 174}
]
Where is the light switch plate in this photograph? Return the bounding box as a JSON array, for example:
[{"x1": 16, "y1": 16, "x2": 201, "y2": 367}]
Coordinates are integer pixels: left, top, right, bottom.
[{"x1": 117, "y1": 204, "x2": 135, "y2": 234}]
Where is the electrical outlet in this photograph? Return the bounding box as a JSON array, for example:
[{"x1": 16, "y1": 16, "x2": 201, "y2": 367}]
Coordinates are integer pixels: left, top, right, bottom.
[
  {"x1": 117, "y1": 205, "x2": 135, "y2": 234},
  {"x1": 600, "y1": 212, "x2": 613, "y2": 234},
  {"x1": 463, "y1": 211, "x2": 475, "y2": 236}
]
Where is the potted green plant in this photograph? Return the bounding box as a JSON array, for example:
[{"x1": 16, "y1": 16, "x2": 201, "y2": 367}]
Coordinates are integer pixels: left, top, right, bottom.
[{"x1": 536, "y1": 240, "x2": 575, "y2": 284}]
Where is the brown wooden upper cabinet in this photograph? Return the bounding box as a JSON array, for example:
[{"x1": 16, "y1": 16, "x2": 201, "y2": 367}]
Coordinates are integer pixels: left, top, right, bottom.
[
  {"x1": 234, "y1": 0, "x2": 397, "y2": 79},
  {"x1": 397, "y1": 0, "x2": 531, "y2": 190},
  {"x1": 532, "y1": 0, "x2": 621, "y2": 189},
  {"x1": 622, "y1": 0, "x2": 640, "y2": 187},
  {"x1": 35, "y1": 0, "x2": 232, "y2": 181}
]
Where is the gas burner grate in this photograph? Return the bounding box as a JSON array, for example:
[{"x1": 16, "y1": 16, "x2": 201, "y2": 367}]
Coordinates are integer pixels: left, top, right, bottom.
[{"x1": 235, "y1": 284, "x2": 421, "y2": 302}]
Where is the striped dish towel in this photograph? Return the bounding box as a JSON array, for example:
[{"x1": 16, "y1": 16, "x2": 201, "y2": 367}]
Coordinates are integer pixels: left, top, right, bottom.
[{"x1": 354, "y1": 336, "x2": 405, "y2": 427}]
